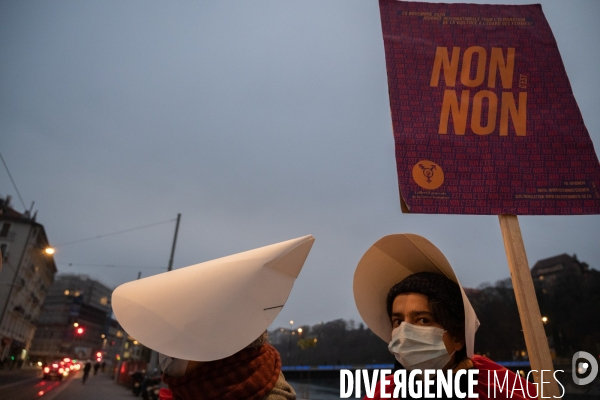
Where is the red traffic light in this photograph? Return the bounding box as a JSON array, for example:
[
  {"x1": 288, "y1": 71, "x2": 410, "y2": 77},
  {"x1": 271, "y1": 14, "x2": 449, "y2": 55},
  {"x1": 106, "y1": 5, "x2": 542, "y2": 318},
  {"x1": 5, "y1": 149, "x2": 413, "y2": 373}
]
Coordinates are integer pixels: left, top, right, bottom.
[{"x1": 76, "y1": 327, "x2": 85, "y2": 335}]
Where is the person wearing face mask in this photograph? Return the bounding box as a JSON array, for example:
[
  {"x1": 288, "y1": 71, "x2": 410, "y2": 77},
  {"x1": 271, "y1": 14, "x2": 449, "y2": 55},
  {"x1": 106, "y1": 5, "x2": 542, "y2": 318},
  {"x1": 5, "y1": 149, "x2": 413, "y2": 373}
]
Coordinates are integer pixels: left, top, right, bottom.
[
  {"x1": 386, "y1": 272, "x2": 469, "y2": 373},
  {"x1": 354, "y1": 234, "x2": 538, "y2": 400}
]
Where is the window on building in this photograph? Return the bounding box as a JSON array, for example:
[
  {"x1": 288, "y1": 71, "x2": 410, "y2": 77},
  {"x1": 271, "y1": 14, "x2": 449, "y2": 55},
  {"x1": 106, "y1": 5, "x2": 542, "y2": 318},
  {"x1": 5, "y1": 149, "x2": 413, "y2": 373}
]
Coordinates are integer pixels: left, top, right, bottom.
[
  {"x1": 0, "y1": 244, "x2": 7, "y2": 259},
  {"x1": 0, "y1": 223, "x2": 11, "y2": 237},
  {"x1": 99, "y1": 297, "x2": 108, "y2": 306}
]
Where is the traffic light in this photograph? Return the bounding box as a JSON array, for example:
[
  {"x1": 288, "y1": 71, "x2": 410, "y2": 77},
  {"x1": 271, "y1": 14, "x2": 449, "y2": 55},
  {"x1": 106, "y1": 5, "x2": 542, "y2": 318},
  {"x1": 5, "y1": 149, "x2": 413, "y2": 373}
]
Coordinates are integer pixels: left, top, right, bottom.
[{"x1": 75, "y1": 326, "x2": 85, "y2": 335}]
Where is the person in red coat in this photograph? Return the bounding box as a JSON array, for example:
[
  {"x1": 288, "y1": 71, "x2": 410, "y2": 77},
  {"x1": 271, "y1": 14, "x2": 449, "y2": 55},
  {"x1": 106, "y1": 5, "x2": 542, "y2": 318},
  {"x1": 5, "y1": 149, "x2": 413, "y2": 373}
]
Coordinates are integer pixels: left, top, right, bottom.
[{"x1": 353, "y1": 234, "x2": 541, "y2": 399}]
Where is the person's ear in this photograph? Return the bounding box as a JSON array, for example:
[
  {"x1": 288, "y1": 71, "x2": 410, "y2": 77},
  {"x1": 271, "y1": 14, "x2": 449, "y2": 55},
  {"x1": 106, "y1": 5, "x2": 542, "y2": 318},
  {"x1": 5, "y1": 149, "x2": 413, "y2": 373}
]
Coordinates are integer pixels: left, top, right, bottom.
[{"x1": 452, "y1": 337, "x2": 465, "y2": 353}]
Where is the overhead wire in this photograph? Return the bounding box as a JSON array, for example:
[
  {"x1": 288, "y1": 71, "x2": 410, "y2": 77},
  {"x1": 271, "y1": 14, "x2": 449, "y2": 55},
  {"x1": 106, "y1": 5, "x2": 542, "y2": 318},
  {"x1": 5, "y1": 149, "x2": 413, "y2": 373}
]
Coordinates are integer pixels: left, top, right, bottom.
[
  {"x1": 58, "y1": 262, "x2": 165, "y2": 270},
  {"x1": 54, "y1": 218, "x2": 177, "y2": 247},
  {"x1": 0, "y1": 151, "x2": 28, "y2": 211},
  {"x1": 0, "y1": 155, "x2": 179, "y2": 272}
]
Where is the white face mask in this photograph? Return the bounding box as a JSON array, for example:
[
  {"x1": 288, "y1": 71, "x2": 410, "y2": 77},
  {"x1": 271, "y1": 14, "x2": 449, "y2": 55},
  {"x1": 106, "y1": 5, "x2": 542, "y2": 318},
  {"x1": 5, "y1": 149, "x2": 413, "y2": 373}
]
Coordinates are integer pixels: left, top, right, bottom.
[{"x1": 388, "y1": 323, "x2": 453, "y2": 371}]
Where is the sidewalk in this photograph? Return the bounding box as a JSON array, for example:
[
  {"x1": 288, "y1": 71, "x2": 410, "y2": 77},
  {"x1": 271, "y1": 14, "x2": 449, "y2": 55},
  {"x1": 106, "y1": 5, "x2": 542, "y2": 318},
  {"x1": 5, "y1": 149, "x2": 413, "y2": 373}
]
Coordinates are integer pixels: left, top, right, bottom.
[{"x1": 48, "y1": 371, "x2": 135, "y2": 400}]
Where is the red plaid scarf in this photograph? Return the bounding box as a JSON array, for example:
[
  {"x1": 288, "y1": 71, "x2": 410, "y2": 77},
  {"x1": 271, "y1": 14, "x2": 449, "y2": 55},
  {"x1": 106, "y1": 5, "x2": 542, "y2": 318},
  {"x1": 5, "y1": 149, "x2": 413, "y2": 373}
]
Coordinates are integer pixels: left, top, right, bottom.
[{"x1": 163, "y1": 343, "x2": 282, "y2": 400}]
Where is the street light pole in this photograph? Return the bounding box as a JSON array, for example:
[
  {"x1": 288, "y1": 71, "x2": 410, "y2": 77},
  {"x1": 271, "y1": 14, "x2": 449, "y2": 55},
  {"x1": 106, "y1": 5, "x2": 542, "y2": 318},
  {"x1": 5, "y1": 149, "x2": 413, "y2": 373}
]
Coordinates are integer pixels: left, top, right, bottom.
[
  {"x1": 167, "y1": 214, "x2": 181, "y2": 272},
  {"x1": 149, "y1": 214, "x2": 181, "y2": 372},
  {"x1": 288, "y1": 320, "x2": 293, "y2": 366}
]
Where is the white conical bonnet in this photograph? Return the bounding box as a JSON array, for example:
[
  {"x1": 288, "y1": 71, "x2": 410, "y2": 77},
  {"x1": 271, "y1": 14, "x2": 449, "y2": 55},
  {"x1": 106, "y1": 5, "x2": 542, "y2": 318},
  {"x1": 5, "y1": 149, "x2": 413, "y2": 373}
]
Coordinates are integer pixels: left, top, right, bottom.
[
  {"x1": 112, "y1": 235, "x2": 314, "y2": 361},
  {"x1": 353, "y1": 234, "x2": 479, "y2": 357}
]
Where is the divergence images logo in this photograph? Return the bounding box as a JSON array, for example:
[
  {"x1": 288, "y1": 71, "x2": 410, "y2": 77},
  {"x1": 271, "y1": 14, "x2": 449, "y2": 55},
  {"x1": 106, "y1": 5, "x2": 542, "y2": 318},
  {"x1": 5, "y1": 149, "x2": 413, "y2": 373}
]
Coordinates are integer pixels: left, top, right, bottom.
[
  {"x1": 412, "y1": 160, "x2": 444, "y2": 190},
  {"x1": 572, "y1": 351, "x2": 598, "y2": 385}
]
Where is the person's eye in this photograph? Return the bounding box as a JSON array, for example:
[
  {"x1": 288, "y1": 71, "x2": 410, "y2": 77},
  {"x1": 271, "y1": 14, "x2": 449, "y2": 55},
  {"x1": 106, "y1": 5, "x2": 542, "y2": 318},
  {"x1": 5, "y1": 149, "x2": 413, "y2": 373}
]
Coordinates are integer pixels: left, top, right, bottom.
[
  {"x1": 416, "y1": 317, "x2": 431, "y2": 325},
  {"x1": 391, "y1": 319, "x2": 402, "y2": 328}
]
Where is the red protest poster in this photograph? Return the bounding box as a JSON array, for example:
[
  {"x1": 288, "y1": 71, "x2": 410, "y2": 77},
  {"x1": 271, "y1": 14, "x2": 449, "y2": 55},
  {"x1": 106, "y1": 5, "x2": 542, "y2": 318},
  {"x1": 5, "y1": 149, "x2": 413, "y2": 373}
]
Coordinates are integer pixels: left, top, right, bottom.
[{"x1": 380, "y1": 0, "x2": 600, "y2": 215}]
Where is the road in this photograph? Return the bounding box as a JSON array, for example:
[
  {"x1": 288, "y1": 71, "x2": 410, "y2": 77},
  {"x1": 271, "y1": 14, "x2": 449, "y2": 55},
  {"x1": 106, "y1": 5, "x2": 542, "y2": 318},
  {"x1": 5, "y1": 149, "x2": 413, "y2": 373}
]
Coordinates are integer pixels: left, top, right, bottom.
[
  {"x1": 0, "y1": 367, "x2": 74, "y2": 400},
  {"x1": 0, "y1": 367, "x2": 134, "y2": 400}
]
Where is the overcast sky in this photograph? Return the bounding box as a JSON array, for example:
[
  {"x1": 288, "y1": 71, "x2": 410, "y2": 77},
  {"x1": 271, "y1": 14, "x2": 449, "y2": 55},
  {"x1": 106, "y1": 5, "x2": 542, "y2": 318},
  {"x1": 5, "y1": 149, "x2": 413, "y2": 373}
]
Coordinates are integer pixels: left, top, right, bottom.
[{"x1": 1, "y1": 0, "x2": 599, "y2": 330}]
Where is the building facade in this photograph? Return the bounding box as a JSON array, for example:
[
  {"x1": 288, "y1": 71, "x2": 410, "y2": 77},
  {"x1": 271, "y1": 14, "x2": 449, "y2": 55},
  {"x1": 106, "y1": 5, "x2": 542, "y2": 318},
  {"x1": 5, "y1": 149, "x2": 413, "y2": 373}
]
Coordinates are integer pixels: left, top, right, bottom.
[
  {"x1": 0, "y1": 195, "x2": 57, "y2": 366},
  {"x1": 29, "y1": 274, "x2": 113, "y2": 363},
  {"x1": 531, "y1": 253, "x2": 589, "y2": 287}
]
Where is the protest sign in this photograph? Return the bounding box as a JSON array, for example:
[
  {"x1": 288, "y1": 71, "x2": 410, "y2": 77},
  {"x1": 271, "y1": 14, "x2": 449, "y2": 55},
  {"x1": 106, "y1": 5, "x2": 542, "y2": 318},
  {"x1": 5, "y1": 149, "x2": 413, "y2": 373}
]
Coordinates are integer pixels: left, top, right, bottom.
[
  {"x1": 379, "y1": 0, "x2": 600, "y2": 215},
  {"x1": 376, "y1": 2, "x2": 600, "y2": 396}
]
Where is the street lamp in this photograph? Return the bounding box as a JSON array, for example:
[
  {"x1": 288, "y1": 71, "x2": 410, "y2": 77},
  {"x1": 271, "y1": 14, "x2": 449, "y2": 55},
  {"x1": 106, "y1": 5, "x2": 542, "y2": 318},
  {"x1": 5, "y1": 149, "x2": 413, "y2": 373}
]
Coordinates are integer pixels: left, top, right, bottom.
[
  {"x1": 288, "y1": 320, "x2": 294, "y2": 366},
  {"x1": 44, "y1": 247, "x2": 55, "y2": 255},
  {"x1": 542, "y1": 316, "x2": 548, "y2": 324}
]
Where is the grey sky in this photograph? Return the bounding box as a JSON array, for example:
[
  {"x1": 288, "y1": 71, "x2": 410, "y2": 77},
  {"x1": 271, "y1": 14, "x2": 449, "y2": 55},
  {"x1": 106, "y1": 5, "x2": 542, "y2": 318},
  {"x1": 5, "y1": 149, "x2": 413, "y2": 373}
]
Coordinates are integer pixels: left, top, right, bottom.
[{"x1": 1, "y1": 0, "x2": 599, "y2": 329}]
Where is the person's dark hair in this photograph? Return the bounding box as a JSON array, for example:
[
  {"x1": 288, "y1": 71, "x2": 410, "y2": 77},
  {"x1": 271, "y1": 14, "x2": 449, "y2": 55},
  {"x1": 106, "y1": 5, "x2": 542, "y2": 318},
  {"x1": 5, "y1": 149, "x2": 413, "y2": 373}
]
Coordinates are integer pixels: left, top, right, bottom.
[{"x1": 386, "y1": 272, "x2": 465, "y2": 344}]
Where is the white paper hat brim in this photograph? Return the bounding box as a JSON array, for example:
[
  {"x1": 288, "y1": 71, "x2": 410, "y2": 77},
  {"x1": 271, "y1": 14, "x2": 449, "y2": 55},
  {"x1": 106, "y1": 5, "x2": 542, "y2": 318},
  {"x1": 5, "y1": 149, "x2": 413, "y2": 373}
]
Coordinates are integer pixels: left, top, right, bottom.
[
  {"x1": 353, "y1": 234, "x2": 479, "y2": 357},
  {"x1": 112, "y1": 235, "x2": 314, "y2": 361}
]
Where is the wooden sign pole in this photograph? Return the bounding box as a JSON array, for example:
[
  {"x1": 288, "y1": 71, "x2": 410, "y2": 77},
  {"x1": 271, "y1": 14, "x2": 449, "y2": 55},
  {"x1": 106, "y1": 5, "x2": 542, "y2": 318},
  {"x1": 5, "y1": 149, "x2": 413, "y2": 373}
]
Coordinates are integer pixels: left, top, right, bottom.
[{"x1": 498, "y1": 214, "x2": 560, "y2": 397}]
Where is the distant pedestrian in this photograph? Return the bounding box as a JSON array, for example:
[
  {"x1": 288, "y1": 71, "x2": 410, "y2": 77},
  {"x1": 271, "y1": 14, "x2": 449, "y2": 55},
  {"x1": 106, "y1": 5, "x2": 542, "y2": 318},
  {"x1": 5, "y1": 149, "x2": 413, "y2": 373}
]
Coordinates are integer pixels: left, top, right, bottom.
[
  {"x1": 93, "y1": 362, "x2": 100, "y2": 375},
  {"x1": 82, "y1": 360, "x2": 92, "y2": 384}
]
